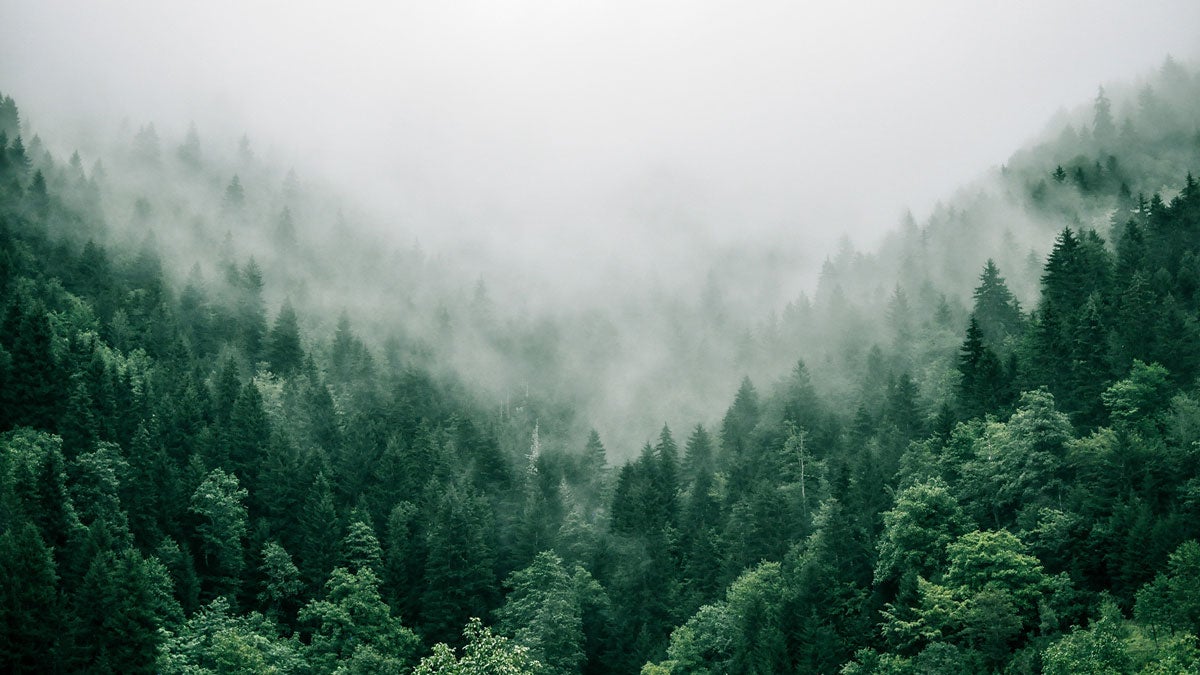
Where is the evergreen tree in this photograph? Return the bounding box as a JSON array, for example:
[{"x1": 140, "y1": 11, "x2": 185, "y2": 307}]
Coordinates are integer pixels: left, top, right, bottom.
[
  {"x1": 2, "y1": 301, "x2": 64, "y2": 431},
  {"x1": 189, "y1": 468, "x2": 249, "y2": 602},
  {"x1": 1093, "y1": 86, "x2": 1116, "y2": 144},
  {"x1": 300, "y1": 566, "x2": 419, "y2": 672},
  {"x1": 681, "y1": 424, "x2": 714, "y2": 484},
  {"x1": 69, "y1": 548, "x2": 180, "y2": 674},
  {"x1": 339, "y1": 519, "x2": 384, "y2": 575},
  {"x1": 267, "y1": 300, "x2": 304, "y2": 376},
  {"x1": 238, "y1": 258, "x2": 267, "y2": 360},
  {"x1": 0, "y1": 522, "x2": 64, "y2": 673},
  {"x1": 958, "y1": 316, "x2": 1007, "y2": 419},
  {"x1": 971, "y1": 260, "x2": 1023, "y2": 351},
  {"x1": 421, "y1": 484, "x2": 498, "y2": 645},
  {"x1": 298, "y1": 471, "x2": 342, "y2": 594},
  {"x1": 496, "y1": 551, "x2": 586, "y2": 675},
  {"x1": 257, "y1": 541, "x2": 301, "y2": 624},
  {"x1": 223, "y1": 174, "x2": 245, "y2": 211}
]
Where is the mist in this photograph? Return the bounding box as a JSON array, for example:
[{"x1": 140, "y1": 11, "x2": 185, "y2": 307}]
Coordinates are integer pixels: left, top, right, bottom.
[
  {"x1": 3, "y1": 1, "x2": 1200, "y2": 452},
  {"x1": 5, "y1": 2, "x2": 1198, "y2": 258}
]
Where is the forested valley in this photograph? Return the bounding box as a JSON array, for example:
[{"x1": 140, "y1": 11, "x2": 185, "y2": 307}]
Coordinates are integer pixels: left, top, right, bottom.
[{"x1": 3, "y1": 57, "x2": 1200, "y2": 674}]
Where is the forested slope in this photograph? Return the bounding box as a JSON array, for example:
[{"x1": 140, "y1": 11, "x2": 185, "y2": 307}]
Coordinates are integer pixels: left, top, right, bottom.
[{"x1": 2, "y1": 57, "x2": 1200, "y2": 673}]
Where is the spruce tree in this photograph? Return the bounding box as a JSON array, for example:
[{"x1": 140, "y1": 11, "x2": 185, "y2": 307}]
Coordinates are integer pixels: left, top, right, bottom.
[{"x1": 971, "y1": 260, "x2": 1023, "y2": 351}]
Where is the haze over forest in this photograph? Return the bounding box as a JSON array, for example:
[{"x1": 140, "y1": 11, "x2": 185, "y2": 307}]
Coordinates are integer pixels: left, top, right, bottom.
[
  {"x1": 3, "y1": 3, "x2": 1200, "y2": 674},
  {"x1": 4, "y1": 1, "x2": 1200, "y2": 452}
]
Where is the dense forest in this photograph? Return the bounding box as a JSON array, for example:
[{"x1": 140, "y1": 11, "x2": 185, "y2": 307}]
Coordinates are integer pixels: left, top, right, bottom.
[{"x1": 3, "y1": 56, "x2": 1200, "y2": 673}]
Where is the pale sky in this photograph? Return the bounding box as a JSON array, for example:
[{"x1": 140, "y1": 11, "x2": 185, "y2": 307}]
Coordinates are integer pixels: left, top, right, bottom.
[{"x1": 2, "y1": 1, "x2": 1199, "y2": 275}]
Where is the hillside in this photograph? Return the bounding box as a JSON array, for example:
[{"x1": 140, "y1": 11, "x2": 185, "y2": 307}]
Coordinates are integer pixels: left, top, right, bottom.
[{"x1": 2, "y1": 56, "x2": 1200, "y2": 673}]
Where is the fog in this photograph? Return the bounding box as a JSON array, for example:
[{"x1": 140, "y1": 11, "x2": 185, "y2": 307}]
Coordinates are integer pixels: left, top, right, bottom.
[
  {"x1": 6, "y1": 2, "x2": 1198, "y2": 268},
  {"x1": 3, "y1": 1, "x2": 1199, "y2": 452}
]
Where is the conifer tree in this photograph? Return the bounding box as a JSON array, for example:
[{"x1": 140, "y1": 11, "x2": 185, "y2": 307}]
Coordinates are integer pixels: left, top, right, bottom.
[
  {"x1": 0, "y1": 522, "x2": 64, "y2": 673},
  {"x1": 958, "y1": 316, "x2": 1006, "y2": 419},
  {"x1": 189, "y1": 468, "x2": 249, "y2": 602},
  {"x1": 421, "y1": 484, "x2": 498, "y2": 645},
  {"x1": 971, "y1": 260, "x2": 1023, "y2": 351}
]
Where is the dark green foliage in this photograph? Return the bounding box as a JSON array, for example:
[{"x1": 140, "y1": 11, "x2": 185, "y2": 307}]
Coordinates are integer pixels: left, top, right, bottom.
[
  {"x1": 420, "y1": 484, "x2": 498, "y2": 645},
  {"x1": 267, "y1": 300, "x2": 304, "y2": 376},
  {"x1": 496, "y1": 551, "x2": 587, "y2": 675},
  {"x1": 0, "y1": 522, "x2": 64, "y2": 673},
  {"x1": 189, "y1": 468, "x2": 249, "y2": 602},
  {"x1": 971, "y1": 260, "x2": 1023, "y2": 351},
  {"x1": 1, "y1": 299, "x2": 65, "y2": 431},
  {"x1": 69, "y1": 548, "x2": 180, "y2": 673},
  {"x1": 237, "y1": 258, "x2": 267, "y2": 360},
  {"x1": 300, "y1": 565, "x2": 420, "y2": 672},
  {"x1": 957, "y1": 316, "x2": 1009, "y2": 419},
  {"x1": 1, "y1": 67, "x2": 1199, "y2": 674}
]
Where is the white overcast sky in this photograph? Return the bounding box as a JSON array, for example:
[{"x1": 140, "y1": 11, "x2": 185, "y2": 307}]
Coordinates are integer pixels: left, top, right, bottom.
[{"x1": 2, "y1": 1, "x2": 1199, "y2": 264}]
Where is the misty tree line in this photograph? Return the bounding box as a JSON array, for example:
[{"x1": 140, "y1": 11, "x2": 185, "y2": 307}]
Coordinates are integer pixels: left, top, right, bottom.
[{"x1": 2, "y1": 57, "x2": 1200, "y2": 673}]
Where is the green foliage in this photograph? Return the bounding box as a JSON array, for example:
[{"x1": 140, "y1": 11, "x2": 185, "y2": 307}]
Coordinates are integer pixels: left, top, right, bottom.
[
  {"x1": 0, "y1": 521, "x2": 63, "y2": 673},
  {"x1": 496, "y1": 551, "x2": 586, "y2": 675},
  {"x1": 649, "y1": 562, "x2": 787, "y2": 675},
  {"x1": 158, "y1": 597, "x2": 307, "y2": 674},
  {"x1": 340, "y1": 519, "x2": 384, "y2": 575},
  {"x1": 415, "y1": 618, "x2": 541, "y2": 675},
  {"x1": 1, "y1": 63, "x2": 1200, "y2": 675},
  {"x1": 1102, "y1": 360, "x2": 1172, "y2": 436},
  {"x1": 299, "y1": 566, "x2": 419, "y2": 672},
  {"x1": 421, "y1": 484, "x2": 498, "y2": 645},
  {"x1": 189, "y1": 468, "x2": 249, "y2": 601},
  {"x1": 875, "y1": 478, "x2": 973, "y2": 594},
  {"x1": 258, "y1": 540, "x2": 301, "y2": 621},
  {"x1": 267, "y1": 300, "x2": 304, "y2": 376},
  {"x1": 882, "y1": 529, "x2": 1055, "y2": 664},
  {"x1": 1043, "y1": 597, "x2": 1131, "y2": 675},
  {"x1": 1135, "y1": 540, "x2": 1200, "y2": 637},
  {"x1": 971, "y1": 259, "x2": 1024, "y2": 351},
  {"x1": 70, "y1": 547, "x2": 181, "y2": 673}
]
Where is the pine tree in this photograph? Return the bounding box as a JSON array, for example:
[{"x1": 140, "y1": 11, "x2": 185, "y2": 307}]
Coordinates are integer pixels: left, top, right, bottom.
[
  {"x1": 1093, "y1": 86, "x2": 1116, "y2": 145},
  {"x1": 496, "y1": 551, "x2": 586, "y2": 675},
  {"x1": 226, "y1": 381, "x2": 270, "y2": 492},
  {"x1": 421, "y1": 484, "x2": 497, "y2": 646},
  {"x1": 257, "y1": 541, "x2": 302, "y2": 624},
  {"x1": 971, "y1": 260, "x2": 1023, "y2": 351},
  {"x1": 2, "y1": 301, "x2": 64, "y2": 431},
  {"x1": 958, "y1": 316, "x2": 1007, "y2": 419},
  {"x1": 682, "y1": 424, "x2": 714, "y2": 484},
  {"x1": 298, "y1": 471, "x2": 342, "y2": 595},
  {"x1": 0, "y1": 522, "x2": 64, "y2": 673},
  {"x1": 238, "y1": 258, "x2": 266, "y2": 361},
  {"x1": 266, "y1": 301, "x2": 303, "y2": 376},
  {"x1": 223, "y1": 175, "x2": 245, "y2": 211},
  {"x1": 69, "y1": 548, "x2": 180, "y2": 673},
  {"x1": 189, "y1": 468, "x2": 249, "y2": 603},
  {"x1": 340, "y1": 519, "x2": 384, "y2": 575},
  {"x1": 655, "y1": 424, "x2": 681, "y2": 527}
]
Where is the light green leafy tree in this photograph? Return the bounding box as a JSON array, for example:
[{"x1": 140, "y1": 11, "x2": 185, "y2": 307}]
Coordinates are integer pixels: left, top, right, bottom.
[
  {"x1": 299, "y1": 566, "x2": 419, "y2": 673},
  {"x1": 875, "y1": 478, "x2": 973, "y2": 595},
  {"x1": 158, "y1": 597, "x2": 306, "y2": 674},
  {"x1": 189, "y1": 468, "x2": 249, "y2": 600},
  {"x1": 1043, "y1": 597, "x2": 1131, "y2": 675},
  {"x1": 258, "y1": 541, "x2": 301, "y2": 623},
  {"x1": 495, "y1": 551, "x2": 585, "y2": 675},
  {"x1": 645, "y1": 561, "x2": 787, "y2": 675},
  {"x1": 414, "y1": 617, "x2": 541, "y2": 675},
  {"x1": 881, "y1": 529, "x2": 1057, "y2": 666}
]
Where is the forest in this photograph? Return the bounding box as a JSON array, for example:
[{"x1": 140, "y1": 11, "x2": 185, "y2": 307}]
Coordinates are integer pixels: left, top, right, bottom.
[{"x1": 2, "y1": 57, "x2": 1200, "y2": 674}]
